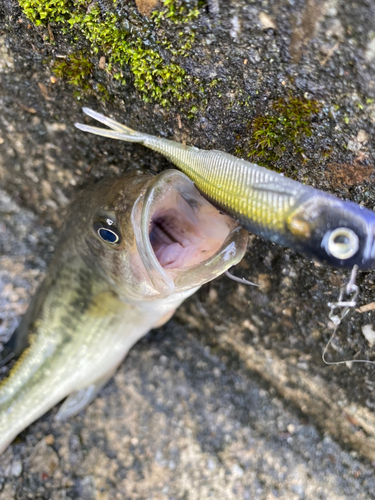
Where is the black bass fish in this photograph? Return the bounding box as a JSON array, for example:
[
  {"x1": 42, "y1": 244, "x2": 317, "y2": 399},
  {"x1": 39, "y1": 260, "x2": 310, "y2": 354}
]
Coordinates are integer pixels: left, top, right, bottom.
[
  {"x1": 0, "y1": 170, "x2": 248, "y2": 453},
  {"x1": 76, "y1": 108, "x2": 375, "y2": 270}
]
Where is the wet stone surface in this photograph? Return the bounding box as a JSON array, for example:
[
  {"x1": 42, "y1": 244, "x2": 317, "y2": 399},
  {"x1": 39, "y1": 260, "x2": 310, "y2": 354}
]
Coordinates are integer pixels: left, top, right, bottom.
[{"x1": 0, "y1": 0, "x2": 375, "y2": 498}]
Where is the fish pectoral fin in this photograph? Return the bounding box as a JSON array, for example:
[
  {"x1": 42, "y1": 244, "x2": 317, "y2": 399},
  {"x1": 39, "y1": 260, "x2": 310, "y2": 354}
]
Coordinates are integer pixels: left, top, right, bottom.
[
  {"x1": 152, "y1": 309, "x2": 176, "y2": 329},
  {"x1": 55, "y1": 370, "x2": 115, "y2": 421}
]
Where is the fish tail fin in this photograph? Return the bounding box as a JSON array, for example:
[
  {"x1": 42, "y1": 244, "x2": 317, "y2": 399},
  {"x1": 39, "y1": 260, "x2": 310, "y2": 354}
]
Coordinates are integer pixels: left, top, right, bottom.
[{"x1": 75, "y1": 108, "x2": 145, "y2": 144}]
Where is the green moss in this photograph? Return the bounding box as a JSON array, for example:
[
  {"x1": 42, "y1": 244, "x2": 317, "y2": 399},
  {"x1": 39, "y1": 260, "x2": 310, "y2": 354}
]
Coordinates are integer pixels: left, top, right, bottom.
[
  {"x1": 19, "y1": 0, "x2": 198, "y2": 106},
  {"x1": 158, "y1": 30, "x2": 196, "y2": 57},
  {"x1": 151, "y1": 1, "x2": 201, "y2": 58},
  {"x1": 151, "y1": 0, "x2": 200, "y2": 25},
  {"x1": 18, "y1": 0, "x2": 78, "y2": 25},
  {"x1": 52, "y1": 52, "x2": 93, "y2": 89},
  {"x1": 246, "y1": 95, "x2": 321, "y2": 166},
  {"x1": 52, "y1": 52, "x2": 109, "y2": 100}
]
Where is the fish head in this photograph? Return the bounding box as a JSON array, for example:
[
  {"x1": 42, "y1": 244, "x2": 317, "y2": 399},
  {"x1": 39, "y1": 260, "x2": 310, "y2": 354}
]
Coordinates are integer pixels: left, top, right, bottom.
[
  {"x1": 71, "y1": 170, "x2": 248, "y2": 300},
  {"x1": 287, "y1": 194, "x2": 375, "y2": 269}
]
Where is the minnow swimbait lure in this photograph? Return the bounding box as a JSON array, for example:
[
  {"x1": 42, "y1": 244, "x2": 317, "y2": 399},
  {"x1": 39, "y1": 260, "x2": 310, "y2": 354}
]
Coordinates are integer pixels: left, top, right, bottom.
[
  {"x1": 0, "y1": 170, "x2": 247, "y2": 453},
  {"x1": 76, "y1": 108, "x2": 375, "y2": 270}
]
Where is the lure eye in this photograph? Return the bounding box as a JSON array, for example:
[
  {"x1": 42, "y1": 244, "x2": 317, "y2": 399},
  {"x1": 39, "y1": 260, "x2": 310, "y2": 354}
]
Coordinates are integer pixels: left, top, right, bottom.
[
  {"x1": 93, "y1": 220, "x2": 121, "y2": 245},
  {"x1": 326, "y1": 227, "x2": 359, "y2": 260}
]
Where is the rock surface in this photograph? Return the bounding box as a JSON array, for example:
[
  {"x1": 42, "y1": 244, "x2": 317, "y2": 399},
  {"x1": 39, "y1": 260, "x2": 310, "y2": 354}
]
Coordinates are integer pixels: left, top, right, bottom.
[{"x1": 0, "y1": 0, "x2": 375, "y2": 498}]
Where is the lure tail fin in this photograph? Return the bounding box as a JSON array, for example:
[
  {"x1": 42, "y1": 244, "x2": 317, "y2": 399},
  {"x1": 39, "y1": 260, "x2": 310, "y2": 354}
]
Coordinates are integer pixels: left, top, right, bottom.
[{"x1": 75, "y1": 108, "x2": 144, "y2": 144}]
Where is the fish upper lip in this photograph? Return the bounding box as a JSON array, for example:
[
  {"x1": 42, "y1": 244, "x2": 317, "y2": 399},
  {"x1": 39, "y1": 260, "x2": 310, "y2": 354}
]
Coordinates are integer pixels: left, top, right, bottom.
[{"x1": 136, "y1": 171, "x2": 177, "y2": 295}]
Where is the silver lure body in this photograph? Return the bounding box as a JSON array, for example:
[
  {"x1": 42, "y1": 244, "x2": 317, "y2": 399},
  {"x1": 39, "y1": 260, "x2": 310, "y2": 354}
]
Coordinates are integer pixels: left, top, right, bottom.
[{"x1": 76, "y1": 108, "x2": 375, "y2": 270}]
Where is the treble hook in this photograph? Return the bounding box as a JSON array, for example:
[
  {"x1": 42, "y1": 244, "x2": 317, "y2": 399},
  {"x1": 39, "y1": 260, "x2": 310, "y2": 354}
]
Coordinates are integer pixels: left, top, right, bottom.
[
  {"x1": 225, "y1": 268, "x2": 258, "y2": 287},
  {"x1": 327, "y1": 265, "x2": 359, "y2": 327},
  {"x1": 322, "y1": 265, "x2": 375, "y2": 366}
]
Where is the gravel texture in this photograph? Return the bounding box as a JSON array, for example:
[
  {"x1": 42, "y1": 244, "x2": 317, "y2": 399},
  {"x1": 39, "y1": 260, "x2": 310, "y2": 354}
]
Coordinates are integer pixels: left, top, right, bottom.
[{"x1": 0, "y1": 0, "x2": 375, "y2": 498}]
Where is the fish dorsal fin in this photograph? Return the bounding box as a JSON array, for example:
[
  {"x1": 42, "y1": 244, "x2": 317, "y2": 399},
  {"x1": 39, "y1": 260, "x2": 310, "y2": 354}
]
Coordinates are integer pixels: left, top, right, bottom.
[{"x1": 0, "y1": 277, "x2": 52, "y2": 367}]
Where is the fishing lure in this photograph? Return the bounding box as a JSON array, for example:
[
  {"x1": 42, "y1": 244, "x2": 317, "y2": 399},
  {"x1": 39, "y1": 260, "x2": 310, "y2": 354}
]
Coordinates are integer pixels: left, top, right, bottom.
[{"x1": 76, "y1": 108, "x2": 375, "y2": 270}]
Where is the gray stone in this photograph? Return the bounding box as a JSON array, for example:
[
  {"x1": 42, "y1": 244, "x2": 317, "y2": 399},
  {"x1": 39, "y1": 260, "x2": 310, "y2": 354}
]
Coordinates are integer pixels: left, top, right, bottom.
[{"x1": 0, "y1": 0, "x2": 375, "y2": 498}]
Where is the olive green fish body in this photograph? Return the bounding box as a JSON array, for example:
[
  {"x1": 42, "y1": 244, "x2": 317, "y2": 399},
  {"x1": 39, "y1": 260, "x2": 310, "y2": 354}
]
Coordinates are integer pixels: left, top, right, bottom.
[
  {"x1": 0, "y1": 171, "x2": 247, "y2": 453},
  {"x1": 76, "y1": 108, "x2": 375, "y2": 269},
  {"x1": 0, "y1": 233, "x2": 190, "y2": 453}
]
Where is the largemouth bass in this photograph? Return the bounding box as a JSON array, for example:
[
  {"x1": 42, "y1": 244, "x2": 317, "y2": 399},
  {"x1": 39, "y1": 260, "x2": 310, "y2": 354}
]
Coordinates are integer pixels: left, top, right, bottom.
[
  {"x1": 0, "y1": 170, "x2": 248, "y2": 453},
  {"x1": 76, "y1": 108, "x2": 375, "y2": 270}
]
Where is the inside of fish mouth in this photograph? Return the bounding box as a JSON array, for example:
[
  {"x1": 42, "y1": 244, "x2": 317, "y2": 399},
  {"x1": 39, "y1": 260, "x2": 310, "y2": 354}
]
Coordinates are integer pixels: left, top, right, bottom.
[{"x1": 149, "y1": 190, "x2": 232, "y2": 270}]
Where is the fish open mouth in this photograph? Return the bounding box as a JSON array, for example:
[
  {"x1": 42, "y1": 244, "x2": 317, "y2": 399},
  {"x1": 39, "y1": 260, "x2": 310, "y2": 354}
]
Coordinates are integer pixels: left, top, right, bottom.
[
  {"x1": 133, "y1": 170, "x2": 248, "y2": 295},
  {"x1": 149, "y1": 186, "x2": 231, "y2": 270}
]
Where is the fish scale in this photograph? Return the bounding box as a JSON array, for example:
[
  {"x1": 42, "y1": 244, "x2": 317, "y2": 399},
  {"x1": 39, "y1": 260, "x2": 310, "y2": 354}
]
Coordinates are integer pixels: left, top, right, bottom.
[{"x1": 0, "y1": 167, "x2": 248, "y2": 453}]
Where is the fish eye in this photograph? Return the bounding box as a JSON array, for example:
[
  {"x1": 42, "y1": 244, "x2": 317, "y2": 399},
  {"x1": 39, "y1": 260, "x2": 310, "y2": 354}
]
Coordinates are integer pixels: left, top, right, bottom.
[
  {"x1": 326, "y1": 227, "x2": 359, "y2": 260},
  {"x1": 93, "y1": 220, "x2": 121, "y2": 245}
]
